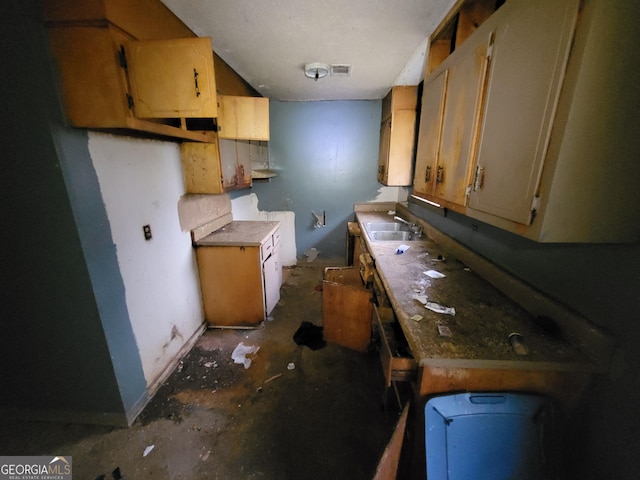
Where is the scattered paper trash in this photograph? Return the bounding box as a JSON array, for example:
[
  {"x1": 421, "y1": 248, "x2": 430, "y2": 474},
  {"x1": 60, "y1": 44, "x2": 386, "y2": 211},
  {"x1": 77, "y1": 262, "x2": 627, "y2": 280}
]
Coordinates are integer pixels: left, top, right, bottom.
[
  {"x1": 437, "y1": 324, "x2": 453, "y2": 337},
  {"x1": 425, "y1": 301, "x2": 456, "y2": 316},
  {"x1": 204, "y1": 361, "x2": 217, "y2": 368},
  {"x1": 425, "y1": 269, "x2": 446, "y2": 279},
  {"x1": 143, "y1": 445, "x2": 155, "y2": 457},
  {"x1": 412, "y1": 294, "x2": 428, "y2": 305},
  {"x1": 287, "y1": 362, "x2": 295, "y2": 370},
  {"x1": 417, "y1": 252, "x2": 429, "y2": 258},
  {"x1": 396, "y1": 244, "x2": 410, "y2": 254},
  {"x1": 411, "y1": 314, "x2": 423, "y2": 322},
  {"x1": 231, "y1": 342, "x2": 260, "y2": 369},
  {"x1": 388, "y1": 210, "x2": 396, "y2": 215}
]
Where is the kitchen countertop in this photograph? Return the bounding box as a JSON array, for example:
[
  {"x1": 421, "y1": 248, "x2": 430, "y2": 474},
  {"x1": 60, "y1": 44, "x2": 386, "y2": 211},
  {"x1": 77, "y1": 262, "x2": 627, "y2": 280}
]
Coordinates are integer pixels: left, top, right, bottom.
[
  {"x1": 195, "y1": 221, "x2": 280, "y2": 247},
  {"x1": 356, "y1": 211, "x2": 597, "y2": 372}
]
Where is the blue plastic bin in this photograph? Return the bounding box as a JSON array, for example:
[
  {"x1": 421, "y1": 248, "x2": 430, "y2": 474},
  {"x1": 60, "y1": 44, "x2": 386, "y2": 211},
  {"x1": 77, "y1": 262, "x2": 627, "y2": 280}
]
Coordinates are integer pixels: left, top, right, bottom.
[{"x1": 425, "y1": 392, "x2": 555, "y2": 480}]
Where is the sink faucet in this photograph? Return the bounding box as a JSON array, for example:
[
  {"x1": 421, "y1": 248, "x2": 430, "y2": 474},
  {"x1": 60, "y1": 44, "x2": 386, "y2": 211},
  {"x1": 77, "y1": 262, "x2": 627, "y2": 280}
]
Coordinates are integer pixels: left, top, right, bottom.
[
  {"x1": 394, "y1": 216, "x2": 413, "y2": 227},
  {"x1": 394, "y1": 216, "x2": 423, "y2": 237}
]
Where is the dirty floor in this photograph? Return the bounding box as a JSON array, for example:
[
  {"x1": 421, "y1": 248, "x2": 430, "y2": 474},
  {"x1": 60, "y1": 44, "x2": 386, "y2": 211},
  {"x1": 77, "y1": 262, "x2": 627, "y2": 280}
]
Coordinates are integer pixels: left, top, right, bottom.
[{"x1": 0, "y1": 262, "x2": 402, "y2": 479}]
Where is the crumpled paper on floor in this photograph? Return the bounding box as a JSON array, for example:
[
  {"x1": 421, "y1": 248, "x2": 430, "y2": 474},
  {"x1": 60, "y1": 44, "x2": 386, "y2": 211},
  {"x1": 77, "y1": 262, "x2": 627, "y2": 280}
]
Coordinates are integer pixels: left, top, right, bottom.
[{"x1": 231, "y1": 342, "x2": 260, "y2": 369}]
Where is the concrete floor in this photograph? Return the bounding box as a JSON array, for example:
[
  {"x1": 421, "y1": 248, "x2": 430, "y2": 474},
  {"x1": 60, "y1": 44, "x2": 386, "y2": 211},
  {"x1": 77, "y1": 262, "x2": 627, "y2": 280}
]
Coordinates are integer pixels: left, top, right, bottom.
[{"x1": 0, "y1": 262, "x2": 402, "y2": 479}]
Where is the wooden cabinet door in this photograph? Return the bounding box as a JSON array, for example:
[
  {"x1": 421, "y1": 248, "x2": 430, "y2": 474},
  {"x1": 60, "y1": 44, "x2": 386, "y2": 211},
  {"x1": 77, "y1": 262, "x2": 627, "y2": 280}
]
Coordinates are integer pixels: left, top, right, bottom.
[
  {"x1": 468, "y1": 0, "x2": 580, "y2": 224},
  {"x1": 377, "y1": 118, "x2": 392, "y2": 183},
  {"x1": 180, "y1": 141, "x2": 223, "y2": 194},
  {"x1": 386, "y1": 110, "x2": 418, "y2": 186},
  {"x1": 378, "y1": 87, "x2": 418, "y2": 186},
  {"x1": 413, "y1": 70, "x2": 447, "y2": 196},
  {"x1": 196, "y1": 246, "x2": 264, "y2": 327},
  {"x1": 47, "y1": 25, "x2": 133, "y2": 128},
  {"x1": 217, "y1": 96, "x2": 270, "y2": 140},
  {"x1": 433, "y1": 33, "x2": 492, "y2": 206},
  {"x1": 126, "y1": 37, "x2": 218, "y2": 118}
]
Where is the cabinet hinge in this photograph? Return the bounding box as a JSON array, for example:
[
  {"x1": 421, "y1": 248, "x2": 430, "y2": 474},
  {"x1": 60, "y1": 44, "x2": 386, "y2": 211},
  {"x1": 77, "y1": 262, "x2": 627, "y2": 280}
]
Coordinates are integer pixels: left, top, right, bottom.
[
  {"x1": 118, "y1": 45, "x2": 128, "y2": 70},
  {"x1": 473, "y1": 165, "x2": 485, "y2": 191},
  {"x1": 126, "y1": 93, "x2": 134, "y2": 109},
  {"x1": 486, "y1": 32, "x2": 495, "y2": 60},
  {"x1": 531, "y1": 195, "x2": 541, "y2": 221}
]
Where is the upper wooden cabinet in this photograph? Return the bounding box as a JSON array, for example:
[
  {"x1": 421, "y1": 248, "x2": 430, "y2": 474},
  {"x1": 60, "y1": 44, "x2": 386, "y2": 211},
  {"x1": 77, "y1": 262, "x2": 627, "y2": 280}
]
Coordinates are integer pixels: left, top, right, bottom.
[
  {"x1": 414, "y1": 32, "x2": 492, "y2": 209},
  {"x1": 426, "y1": 0, "x2": 500, "y2": 75},
  {"x1": 180, "y1": 137, "x2": 264, "y2": 194},
  {"x1": 44, "y1": 0, "x2": 218, "y2": 142},
  {"x1": 377, "y1": 86, "x2": 418, "y2": 186},
  {"x1": 126, "y1": 37, "x2": 217, "y2": 119},
  {"x1": 413, "y1": 72, "x2": 447, "y2": 198},
  {"x1": 180, "y1": 140, "x2": 224, "y2": 194},
  {"x1": 466, "y1": 0, "x2": 579, "y2": 226},
  {"x1": 217, "y1": 95, "x2": 270, "y2": 141},
  {"x1": 414, "y1": 0, "x2": 640, "y2": 243}
]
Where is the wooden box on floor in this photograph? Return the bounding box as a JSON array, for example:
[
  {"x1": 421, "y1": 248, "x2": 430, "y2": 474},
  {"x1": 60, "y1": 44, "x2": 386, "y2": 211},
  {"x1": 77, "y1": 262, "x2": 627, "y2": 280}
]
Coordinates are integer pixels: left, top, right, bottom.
[{"x1": 322, "y1": 267, "x2": 372, "y2": 352}]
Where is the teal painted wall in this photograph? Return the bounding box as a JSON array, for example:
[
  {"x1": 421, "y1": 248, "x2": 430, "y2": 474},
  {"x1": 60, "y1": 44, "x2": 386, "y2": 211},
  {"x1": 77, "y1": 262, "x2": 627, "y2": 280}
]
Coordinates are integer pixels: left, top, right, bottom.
[
  {"x1": 0, "y1": 0, "x2": 146, "y2": 422},
  {"x1": 238, "y1": 100, "x2": 392, "y2": 260}
]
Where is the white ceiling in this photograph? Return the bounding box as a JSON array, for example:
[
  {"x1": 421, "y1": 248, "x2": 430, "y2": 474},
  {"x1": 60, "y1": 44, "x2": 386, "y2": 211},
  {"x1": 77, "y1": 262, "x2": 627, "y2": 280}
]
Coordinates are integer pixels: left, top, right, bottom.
[{"x1": 160, "y1": 0, "x2": 458, "y2": 101}]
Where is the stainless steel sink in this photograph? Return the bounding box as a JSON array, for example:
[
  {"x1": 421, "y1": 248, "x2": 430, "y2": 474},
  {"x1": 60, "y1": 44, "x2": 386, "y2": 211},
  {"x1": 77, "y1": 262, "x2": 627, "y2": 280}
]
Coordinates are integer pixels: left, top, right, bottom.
[
  {"x1": 368, "y1": 231, "x2": 413, "y2": 241},
  {"x1": 364, "y1": 221, "x2": 417, "y2": 241},
  {"x1": 365, "y1": 222, "x2": 410, "y2": 232}
]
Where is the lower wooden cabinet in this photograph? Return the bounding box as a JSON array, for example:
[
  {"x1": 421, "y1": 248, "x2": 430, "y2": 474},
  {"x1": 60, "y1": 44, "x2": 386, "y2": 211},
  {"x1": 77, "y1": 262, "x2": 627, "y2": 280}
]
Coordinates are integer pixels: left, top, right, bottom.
[{"x1": 195, "y1": 224, "x2": 281, "y2": 327}]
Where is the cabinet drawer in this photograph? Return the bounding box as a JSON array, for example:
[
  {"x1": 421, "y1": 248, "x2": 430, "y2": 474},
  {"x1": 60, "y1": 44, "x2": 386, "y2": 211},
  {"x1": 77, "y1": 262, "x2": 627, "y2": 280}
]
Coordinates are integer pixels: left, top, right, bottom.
[
  {"x1": 374, "y1": 305, "x2": 417, "y2": 387},
  {"x1": 261, "y1": 237, "x2": 273, "y2": 260},
  {"x1": 272, "y1": 228, "x2": 281, "y2": 248}
]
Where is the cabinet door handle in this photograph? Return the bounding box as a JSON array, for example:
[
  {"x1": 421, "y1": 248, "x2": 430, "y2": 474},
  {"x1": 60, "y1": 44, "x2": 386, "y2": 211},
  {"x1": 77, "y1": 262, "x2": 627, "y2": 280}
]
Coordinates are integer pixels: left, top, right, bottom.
[
  {"x1": 194, "y1": 68, "x2": 201, "y2": 97},
  {"x1": 473, "y1": 165, "x2": 485, "y2": 191},
  {"x1": 436, "y1": 165, "x2": 444, "y2": 183},
  {"x1": 425, "y1": 165, "x2": 432, "y2": 183}
]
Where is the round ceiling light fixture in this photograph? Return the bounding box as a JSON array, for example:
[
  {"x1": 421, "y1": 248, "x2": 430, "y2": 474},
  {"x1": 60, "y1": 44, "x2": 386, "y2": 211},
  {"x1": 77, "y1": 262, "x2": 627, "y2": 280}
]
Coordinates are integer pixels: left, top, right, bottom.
[{"x1": 304, "y1": 62, "x2": 330, "y2": 81}]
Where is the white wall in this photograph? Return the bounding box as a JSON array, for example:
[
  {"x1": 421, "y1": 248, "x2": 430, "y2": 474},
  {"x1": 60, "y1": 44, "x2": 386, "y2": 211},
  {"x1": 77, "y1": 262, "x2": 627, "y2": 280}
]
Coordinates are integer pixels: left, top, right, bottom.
[
  {"x1": 231, "y1": 193, "x2": 297, "y2": 266},
  {"x1": 88, "y1": 132, "x2": 204, "y2": 387}
]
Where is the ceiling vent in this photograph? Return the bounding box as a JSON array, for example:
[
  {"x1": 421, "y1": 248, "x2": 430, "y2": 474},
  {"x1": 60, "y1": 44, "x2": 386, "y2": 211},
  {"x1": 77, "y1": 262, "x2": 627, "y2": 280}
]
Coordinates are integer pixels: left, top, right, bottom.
[{"x1": 331, "y1": 64, "x2": 351, "y2": 77}]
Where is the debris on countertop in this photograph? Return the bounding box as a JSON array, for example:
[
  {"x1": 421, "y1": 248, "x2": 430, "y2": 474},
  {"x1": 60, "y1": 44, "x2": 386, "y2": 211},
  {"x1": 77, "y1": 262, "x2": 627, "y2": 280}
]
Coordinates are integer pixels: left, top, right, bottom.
[
  {"x1": 355, "y1": 210, "x2": 597, "y2": 370},
  {"x1": 425, "y1": 302, "x2": 456, "y2": 316}
]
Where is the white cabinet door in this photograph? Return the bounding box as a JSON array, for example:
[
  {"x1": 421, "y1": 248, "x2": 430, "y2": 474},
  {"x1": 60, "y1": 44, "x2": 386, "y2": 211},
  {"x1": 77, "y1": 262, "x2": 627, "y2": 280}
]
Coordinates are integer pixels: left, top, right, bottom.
[
  {"x1": 262, "y1": 251, "x2": 280, "y2": 316},
  {"x1": 468, "y1": 0, "x2": 580, "y2": 224}
]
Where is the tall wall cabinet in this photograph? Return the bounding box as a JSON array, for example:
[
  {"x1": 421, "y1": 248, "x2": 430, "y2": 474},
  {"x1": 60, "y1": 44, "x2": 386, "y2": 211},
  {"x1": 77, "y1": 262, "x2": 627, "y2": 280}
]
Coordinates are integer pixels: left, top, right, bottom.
[
  {"x1": 377, "y1": 87, "x2": 418, "y2": 186},
  {"x1": 412, "y1": 0, "x2": 640, "y2": 243}
]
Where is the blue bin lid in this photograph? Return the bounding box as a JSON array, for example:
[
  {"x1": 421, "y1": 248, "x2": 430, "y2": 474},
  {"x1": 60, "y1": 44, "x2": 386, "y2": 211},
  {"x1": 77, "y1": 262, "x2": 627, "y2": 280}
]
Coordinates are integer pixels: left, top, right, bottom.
[{"x1": 425, "y1": 393, "x2": 555, "y2": 480}]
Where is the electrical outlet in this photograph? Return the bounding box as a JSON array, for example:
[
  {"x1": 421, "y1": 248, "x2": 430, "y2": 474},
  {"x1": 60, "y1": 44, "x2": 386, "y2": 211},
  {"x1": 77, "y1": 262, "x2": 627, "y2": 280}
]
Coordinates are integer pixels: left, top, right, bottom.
[{"x1": 143, "y1": 225, "x2": 152, "y2": 240}]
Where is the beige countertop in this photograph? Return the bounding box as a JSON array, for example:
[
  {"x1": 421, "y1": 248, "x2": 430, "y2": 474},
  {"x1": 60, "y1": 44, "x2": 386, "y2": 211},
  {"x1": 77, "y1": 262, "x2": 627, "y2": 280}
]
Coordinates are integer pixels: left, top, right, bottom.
[
  {"x1": 195, "y1": 221, "x2": 280, "y2": 247},
  {"x1": 356, "y1": 210, "x2": 596, "y2": 372}
]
